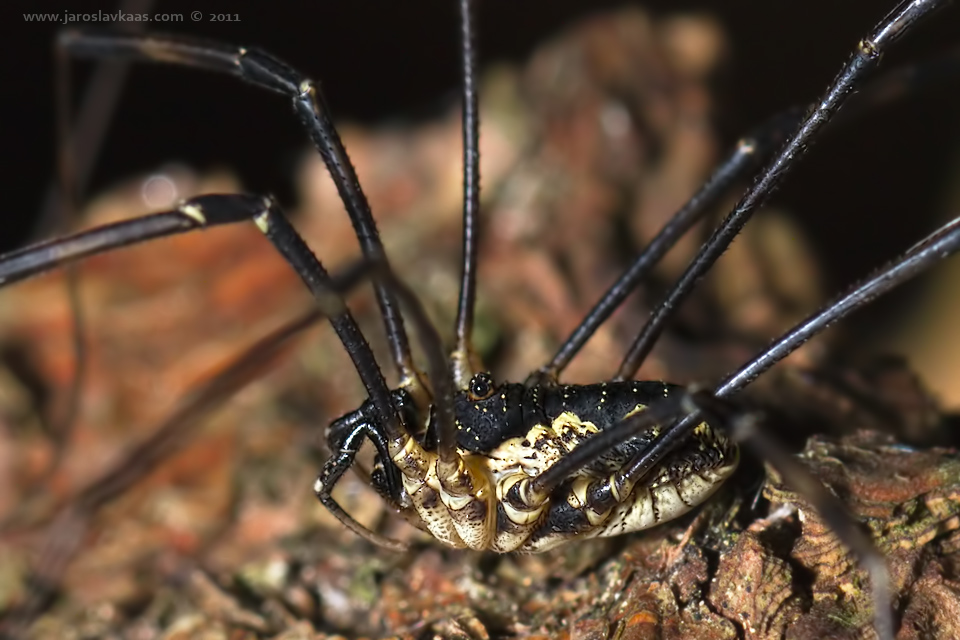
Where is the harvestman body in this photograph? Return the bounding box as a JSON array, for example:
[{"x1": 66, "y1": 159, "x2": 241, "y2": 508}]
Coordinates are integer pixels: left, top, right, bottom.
[{"x1": 332, "y1": 376, "x2": 736, "y2": 552}]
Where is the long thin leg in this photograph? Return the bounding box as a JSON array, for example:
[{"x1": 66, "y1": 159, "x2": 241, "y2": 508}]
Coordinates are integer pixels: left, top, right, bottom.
[
  {"x1": 315, "y1": 261, "x2": 467, "y2": 547},
  {"x1": 0, "y1": 194, "x2": 404, "y2": 444},
  {"x1": 606, "y1": 213, "x2": 960, "y2": 581},
  {"x1": 534, "y1": 40, "x2": 960, "y2": 383},
  {"x1": 531, "y1": 212, "x2": 960, "y2": 496},
  {"x1": 614, "y1": 0, "x2": 951, "y2": 381},
  {"x1": 253, "y1": 202, "x2": 406, "y2": 439},
  {"x1": 452, "y1": 0, "x2": 482, "y2": 390},
  {"x1": 835, "y1": 44, "x2": 960, "y2": 125},
  {"x1": 328, "y1": 256, "x2": 465, "y2": 482},
  {"x1": 642, "y1": 214, "x2": 960, "y2": 488},
  {"x1": 58, "y1": 30, "x2": 420, "y2": 388},
  {"x1": 376, "y1": 266, "x2": 459, "y2": 469},
  {"x1": 530, "y1": 108, "x2": 803, "y2": 384},
  {"x1": 718, "y1": 215, "x2": 960, "y2": 395}
]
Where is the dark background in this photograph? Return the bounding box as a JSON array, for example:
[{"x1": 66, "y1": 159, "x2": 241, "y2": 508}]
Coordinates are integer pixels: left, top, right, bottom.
[{"x1": 2, "y1": 0, "x2": 959, "y2": 336}]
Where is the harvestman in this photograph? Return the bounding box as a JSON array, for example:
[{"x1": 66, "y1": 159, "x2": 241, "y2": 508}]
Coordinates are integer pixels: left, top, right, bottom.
[{"x1": 0, "y1": 0, "x2": 958, "y2": 637}]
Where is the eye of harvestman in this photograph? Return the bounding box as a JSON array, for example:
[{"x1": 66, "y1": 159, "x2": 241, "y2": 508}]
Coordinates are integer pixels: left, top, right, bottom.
[{"x1": 468, "y1": 373, "x2": 495, "y2": 401}]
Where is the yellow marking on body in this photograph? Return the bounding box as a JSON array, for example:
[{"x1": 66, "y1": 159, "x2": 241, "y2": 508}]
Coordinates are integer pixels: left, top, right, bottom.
[
  {"x1": 482, "y1": 424, "x2": 557, "y2": 479},
  {"x1": 551, "y1": 411, "x2": 599, "y2": 434}
]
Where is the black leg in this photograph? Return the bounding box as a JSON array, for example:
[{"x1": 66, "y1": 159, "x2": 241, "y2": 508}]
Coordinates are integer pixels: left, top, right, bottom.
[
  {"x1": 253, "y1": 202, "x2": 412, "y2": 443},
  {"x1": 531, "y1": 38, "x2": 960, "y2": 385},
  {"x1": 619, "y1": 212, "x2": 960, "y2": 485},
  {"x1": 452, "y1": 0, "x2": 482, "y2": 390},
  {"x1": 614, "y1": 0, "x2": 951, "y2": 381},
  {"x1": 531, "y1": 212, "x2": 960, "y2": 500},
  {"x1": 720, "y1": 215, "x2": 960, "y2": 395},
  {"x1": 529, "y1": 108, "x2": 803, "y2": 385},
  {"x1": 374, "y1": 267, "x2": 460, "y2": 470},
  {"x1": 0, "y1": 220, "x2": 423, "y2": 629},
  {"x1": 58, "y1": 29, "x2": 420, "y2": 389},
  {"x1": 0, "y1": 194, "x2": 262, "y2": 284},
  {"x1": 0, "y1": 193, "x2": 405, "y2": 444}
]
